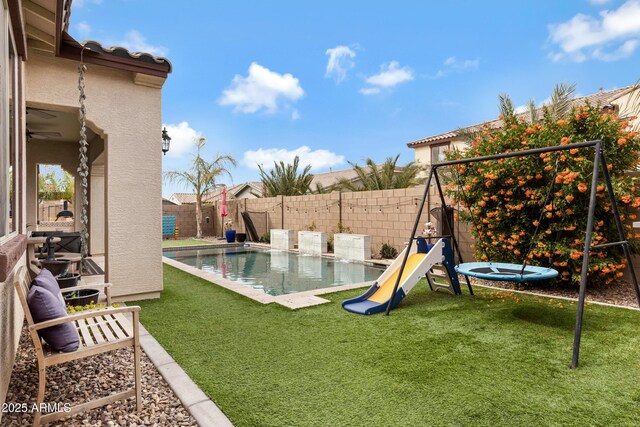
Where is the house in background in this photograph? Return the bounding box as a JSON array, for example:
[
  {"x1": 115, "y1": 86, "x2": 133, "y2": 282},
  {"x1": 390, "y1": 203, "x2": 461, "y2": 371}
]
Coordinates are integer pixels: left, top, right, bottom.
[
  {"x1": 169, "y1": 181, "x2": 262, "y2": 205},
  {"x1": 0, "y1": 0, "x2": 170, "y2": 413},
  {"x1": 310, "y1": 164, "x2": 406, "y2": 192},
  {"x1": 407, "y1": 86, "x2": 640, "y2": 167}
]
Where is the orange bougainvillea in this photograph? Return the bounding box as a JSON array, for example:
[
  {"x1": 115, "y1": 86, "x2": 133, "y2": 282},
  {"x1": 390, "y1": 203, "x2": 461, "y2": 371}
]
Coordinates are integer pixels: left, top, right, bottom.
[{"x1": 445, "y1": 102, "x2": 640, "y2": 285}]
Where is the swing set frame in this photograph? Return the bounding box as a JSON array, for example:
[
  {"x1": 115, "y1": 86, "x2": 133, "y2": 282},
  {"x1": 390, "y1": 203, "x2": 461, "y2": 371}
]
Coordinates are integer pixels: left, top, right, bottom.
[{"x1": 386, "y1": 139, "x2": 640, "y2": 368}]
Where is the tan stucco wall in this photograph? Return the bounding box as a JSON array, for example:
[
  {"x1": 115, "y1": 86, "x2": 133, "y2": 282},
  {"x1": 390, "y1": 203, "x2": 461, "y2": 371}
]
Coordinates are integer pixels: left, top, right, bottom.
[
  {"x1": 612, "y1": 90, "x2": 640, "y2": 131},
  {"x1": 413, "y1": 138, "x2": 467, "y2": 166},
  {"x1": 0, "y1": 255, "x2": 26, "y2": 416},
  {"x1": 25, "y1": 51, "x2": 164, "y2": 299}
]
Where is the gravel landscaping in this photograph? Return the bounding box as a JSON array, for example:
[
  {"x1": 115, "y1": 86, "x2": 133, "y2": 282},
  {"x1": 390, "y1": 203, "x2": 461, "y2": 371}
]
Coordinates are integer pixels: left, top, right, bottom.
[
  {"x1": 3, "y1": 325, "x2": 197, "y2": 427},
  {"x1": 470, "y1": 276, "x2": 640, "y2": 308}
]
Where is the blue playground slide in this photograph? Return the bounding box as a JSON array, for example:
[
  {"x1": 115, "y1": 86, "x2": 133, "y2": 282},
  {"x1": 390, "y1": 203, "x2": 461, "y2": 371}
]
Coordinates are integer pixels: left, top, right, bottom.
[{"x1": 342, "y1": 238, "x2": 458, "y2": 315}]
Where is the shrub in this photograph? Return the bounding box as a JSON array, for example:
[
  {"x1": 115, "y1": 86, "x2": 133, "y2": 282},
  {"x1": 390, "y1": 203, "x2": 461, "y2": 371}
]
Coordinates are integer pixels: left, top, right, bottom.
[
  {"x1": 261, "y1": 231, "x2": 271, "y2": 243},
  {"x1": 445, "y1": 101, "x2": 640, "y2": 285},
  {"x1": 380, "y1": 242, "x2": 398, "y2": 259}
]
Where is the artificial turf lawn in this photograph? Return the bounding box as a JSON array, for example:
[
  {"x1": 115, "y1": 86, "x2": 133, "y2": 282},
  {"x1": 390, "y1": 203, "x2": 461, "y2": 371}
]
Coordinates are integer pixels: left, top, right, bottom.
[
  {"x1": 161, "y1": 239, "x2": 216, "y2": 248},
  {"x1": 134, "y1": 265, "x2": 640, "y2": 426}
]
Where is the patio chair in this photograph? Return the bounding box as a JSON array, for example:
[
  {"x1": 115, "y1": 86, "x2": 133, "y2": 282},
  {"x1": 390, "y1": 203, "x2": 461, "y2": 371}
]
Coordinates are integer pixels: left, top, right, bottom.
[{"x1": 13, "y1": 266, "x2": 142, "y2": 426}]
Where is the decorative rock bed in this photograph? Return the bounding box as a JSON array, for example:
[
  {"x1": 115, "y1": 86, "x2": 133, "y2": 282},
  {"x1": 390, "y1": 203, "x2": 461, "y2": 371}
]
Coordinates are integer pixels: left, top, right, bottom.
[
  {"x1": 469, "y1": 277, "x2": 640, "y2": 308},
  {"x1": 4, "y1": 326, "x2": 197, "y2": 426}
]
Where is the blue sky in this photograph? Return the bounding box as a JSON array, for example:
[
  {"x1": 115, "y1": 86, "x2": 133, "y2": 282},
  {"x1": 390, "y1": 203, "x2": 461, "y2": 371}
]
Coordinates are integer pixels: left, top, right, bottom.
[{"x1": 68, "y1": 0, "x2": 640, "y2": 197}]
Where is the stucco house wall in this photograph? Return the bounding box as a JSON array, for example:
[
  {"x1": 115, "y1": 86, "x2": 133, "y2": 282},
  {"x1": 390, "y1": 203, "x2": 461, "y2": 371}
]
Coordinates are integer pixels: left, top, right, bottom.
[
  {"x1": 413, "y1": 138, "x2": 467, "y2": 168},
  {"x1": 25, "y1": 52, "x2": 164, "y2": 300}
]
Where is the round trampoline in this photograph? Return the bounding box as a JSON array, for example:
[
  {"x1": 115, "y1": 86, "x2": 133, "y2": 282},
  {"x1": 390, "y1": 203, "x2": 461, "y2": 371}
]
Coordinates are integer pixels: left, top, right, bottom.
[{"x1": 455, "y1": 262, "x2": 559, "y2": 282}]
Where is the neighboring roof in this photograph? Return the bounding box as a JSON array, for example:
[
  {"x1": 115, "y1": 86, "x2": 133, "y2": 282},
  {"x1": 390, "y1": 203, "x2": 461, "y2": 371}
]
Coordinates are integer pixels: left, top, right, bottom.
[
  {"x1": 406, "y1": 86, "x2": 636, "y2": 148},
  {"x1": 162, "y1": 198, "x2": 177, "y2": 205},
  {"x1": 311, "y1": 168, "x2": 364, "y2": 189},
  {"x1": 169, "y1": 182, "x2": 263, "y2": 204},
  {"x1": 230, "y1": 181, "x2": 262, "y2": 197},
  {"x1": 310, "y1": 165, "x2": 403, "y2": 189}
]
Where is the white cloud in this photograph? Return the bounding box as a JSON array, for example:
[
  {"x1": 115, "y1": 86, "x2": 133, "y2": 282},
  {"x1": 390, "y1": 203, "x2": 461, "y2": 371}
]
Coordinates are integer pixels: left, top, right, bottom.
[
  {"x1": 548, "y1": 0, "x2": 640, "y2": 62},
  {"x1": 74, "y1": 0, "x2": 102, "y2": 7},
  {"x1": 325, "y1": 45, "x2": 356, "y2": 83},
  {"x1": 112, "y1": 30, "x2": 168, "y2": 57},
  {"x1": 360, "y1": 61, "x2": 414, "y2": 95},
  {"x1": 219, "y1": 62, "x2": 304, "y2": 115},
  {"x1": 593, "y1": 38, "x2": 639, "y2": 60},
  {"x1": 75, "y1": 22, "x2": 92, "y2": 39},
  {"x1": 587, "y1": 0, "x2": 611, "y2": 4},
  {"x1": 162, "y1": 122, "x2": 202, "y2": 156},
  {"x1": 429, "y1": 56, "x2": 479, "y2": 79},
  {"x1": 359, "y1": 87, "x2": 381, "y2": 95},
  {"x1": 243, "y1": 146, "x2": 345, "y2": 171},
  {"x1": 365, "y1": 61, "x2": 414, "y2": 87}
]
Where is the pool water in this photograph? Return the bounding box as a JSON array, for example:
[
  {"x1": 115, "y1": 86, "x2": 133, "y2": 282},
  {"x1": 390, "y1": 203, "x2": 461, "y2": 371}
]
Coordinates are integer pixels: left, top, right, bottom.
[{"x1": 164, "y1": 246, "x2": 385, "y2": 296}]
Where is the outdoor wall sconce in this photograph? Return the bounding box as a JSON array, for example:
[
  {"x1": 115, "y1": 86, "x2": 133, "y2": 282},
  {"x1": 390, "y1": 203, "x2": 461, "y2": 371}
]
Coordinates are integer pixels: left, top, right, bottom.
[{"x1": 162, "y1": 127, "x2": 171, "y2": 155}]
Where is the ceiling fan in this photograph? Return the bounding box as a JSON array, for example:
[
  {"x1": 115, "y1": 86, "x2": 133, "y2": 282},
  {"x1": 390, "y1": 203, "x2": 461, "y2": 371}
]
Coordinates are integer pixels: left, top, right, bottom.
[
  {"x1": 26, "y1": 129, "x2": 62, "y2": 141},
  {"x1": 26, "y1": 107, "x2": 56, "y2": 119}
]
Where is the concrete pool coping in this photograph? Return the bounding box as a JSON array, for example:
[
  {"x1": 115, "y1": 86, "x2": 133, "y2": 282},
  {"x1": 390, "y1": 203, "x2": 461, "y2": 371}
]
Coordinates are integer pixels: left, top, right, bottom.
[{"x1": 162, "y1": 256, "x2": 374, "y2": 309}]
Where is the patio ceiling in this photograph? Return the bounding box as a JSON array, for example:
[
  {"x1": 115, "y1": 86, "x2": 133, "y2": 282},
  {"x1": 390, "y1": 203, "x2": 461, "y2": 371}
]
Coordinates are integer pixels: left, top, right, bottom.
[{"x1": 26, "y1": 107, "x2": 97, "y2": 144}]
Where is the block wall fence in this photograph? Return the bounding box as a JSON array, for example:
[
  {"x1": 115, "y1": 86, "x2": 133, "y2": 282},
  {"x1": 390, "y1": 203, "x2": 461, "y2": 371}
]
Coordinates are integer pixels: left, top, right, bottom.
[{"x1": 163, "y1": 185, "x2": 475, "y2": 260}]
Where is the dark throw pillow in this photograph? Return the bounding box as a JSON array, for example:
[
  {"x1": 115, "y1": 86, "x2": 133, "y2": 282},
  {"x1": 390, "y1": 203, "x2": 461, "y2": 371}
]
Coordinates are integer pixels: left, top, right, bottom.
[
  {"x1": 27, "y1": 286, "x2": 80, "y2": 353},
  {"x1": 32, "y1": 268, "x2": 65, "y2": 308}
]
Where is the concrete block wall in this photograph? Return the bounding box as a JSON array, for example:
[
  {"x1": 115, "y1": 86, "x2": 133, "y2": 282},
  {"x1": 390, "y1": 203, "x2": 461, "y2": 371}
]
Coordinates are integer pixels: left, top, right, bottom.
[
  {"x1": 298, "y1": 231, "x2": 327, "y2": 255},
  {"x1": 163, "y1": 185, "x2": 475, "y2": 261},
  {"x1": 162, "y1": 204, "x2": 215, "y2": 238}
]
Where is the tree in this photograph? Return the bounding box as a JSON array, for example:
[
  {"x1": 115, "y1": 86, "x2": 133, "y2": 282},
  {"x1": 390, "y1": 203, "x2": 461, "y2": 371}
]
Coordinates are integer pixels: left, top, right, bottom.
[
  {"x1": 337, "y1": 155, "x2": 424, "y2": 191},
  {"x1": 164, "y1": 137, "x2": 237, "y2": 239},
  {"x1": 445, "y1": 84, "x2": 640, "y2": 285},
  {"x1": 258, "y1": 156, "x2": 313, "y2": 196},
  {"x1": 37, "y1": 167, "x2": 74, "y2": 201}
]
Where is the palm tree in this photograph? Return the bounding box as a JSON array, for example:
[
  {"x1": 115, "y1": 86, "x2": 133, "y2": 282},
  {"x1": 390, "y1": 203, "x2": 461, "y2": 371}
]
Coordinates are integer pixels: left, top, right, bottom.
[
  {"x1": 337, "y1": 155, "x2": 424, "y2": 191},
  {"x1": 164, "y1": 137, "x2": 237, "y2": 238},
  {"x1": 258, "y1": 156, "x2": 314, "y2": 196}
]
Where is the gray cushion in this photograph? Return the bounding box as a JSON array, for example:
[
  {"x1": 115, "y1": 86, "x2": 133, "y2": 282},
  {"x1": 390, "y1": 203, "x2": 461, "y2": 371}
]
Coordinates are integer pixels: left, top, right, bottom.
[
  {"x1": 32, "y1": 269, "x2": 65, "y2": 308},
  {"x1": 27, "y1": 286, "x2": 80, "y2": 353}
]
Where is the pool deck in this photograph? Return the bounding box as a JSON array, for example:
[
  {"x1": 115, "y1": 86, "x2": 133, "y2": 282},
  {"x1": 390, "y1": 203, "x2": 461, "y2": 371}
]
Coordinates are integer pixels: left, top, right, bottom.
[{"x1": 162, "y1": 245, "x2": 378, "y2": 309}]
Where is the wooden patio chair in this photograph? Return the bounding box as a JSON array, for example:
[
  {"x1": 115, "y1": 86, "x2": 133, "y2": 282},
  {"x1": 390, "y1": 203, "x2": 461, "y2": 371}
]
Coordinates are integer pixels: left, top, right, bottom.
[{"x1": 13, "y1": 266, "x2": 142, "y2": 426}]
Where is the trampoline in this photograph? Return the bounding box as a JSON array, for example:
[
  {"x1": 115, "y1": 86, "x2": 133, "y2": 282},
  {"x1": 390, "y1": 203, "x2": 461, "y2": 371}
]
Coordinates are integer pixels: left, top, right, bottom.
[{"x1": 456, "y1": 262, "x2": 559, "y2": 282}]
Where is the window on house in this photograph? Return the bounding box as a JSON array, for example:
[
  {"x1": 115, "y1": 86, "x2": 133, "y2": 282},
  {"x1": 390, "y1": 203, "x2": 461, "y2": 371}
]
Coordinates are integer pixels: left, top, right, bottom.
[
  {"x1": 8, "y1": 43, "x2": 17, "y2": 234},
  {"x1": 1, "y1": 8, "x2": 19, "y2": 240},
  {"x1": 431, "y1": 144, "x2": 450, "y2": 164}
]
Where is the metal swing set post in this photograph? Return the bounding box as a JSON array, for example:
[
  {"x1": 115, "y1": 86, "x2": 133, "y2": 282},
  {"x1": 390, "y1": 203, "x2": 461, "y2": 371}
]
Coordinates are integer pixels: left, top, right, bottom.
[{"x1": 384, "y1": 139, "x2": 640, "y2": 369}]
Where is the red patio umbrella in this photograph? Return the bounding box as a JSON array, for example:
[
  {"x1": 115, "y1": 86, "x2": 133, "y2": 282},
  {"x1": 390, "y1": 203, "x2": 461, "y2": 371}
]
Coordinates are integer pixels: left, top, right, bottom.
[
  {"x1": 220, "y1": 186, "x2": 228, "y2": 217},
  {"x1": 220, "y1": 186, "x2": 228, "y2": 238}
]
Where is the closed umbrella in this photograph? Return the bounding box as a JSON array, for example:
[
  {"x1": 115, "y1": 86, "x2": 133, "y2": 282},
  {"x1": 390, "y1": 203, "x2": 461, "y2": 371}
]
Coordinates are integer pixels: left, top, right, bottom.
[{"x1": 220, "y1": 186, "x2": 228, "y2": 238}]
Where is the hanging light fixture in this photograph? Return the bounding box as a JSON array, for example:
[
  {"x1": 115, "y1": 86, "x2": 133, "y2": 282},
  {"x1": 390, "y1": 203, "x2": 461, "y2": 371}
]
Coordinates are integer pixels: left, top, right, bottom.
[{"x1": 162, "y1": 127, "x2": 171, "y2": 155}]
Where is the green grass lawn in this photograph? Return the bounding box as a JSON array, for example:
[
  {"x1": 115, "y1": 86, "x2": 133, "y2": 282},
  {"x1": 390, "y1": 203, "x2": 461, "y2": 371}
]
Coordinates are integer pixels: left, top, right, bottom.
[
  {"x1": 135, "y1": 265, "x2": 640, "y2": 426},
  {"x1": 161, "y1": 239, "x2": 217, "y2": 248}
]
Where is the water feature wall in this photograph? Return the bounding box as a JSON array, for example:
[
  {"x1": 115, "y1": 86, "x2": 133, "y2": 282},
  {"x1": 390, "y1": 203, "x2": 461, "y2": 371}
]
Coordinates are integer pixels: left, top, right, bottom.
[
  {"x1": 334, "y1": 234, "x2": 371, "y2": 261},
  {"x1": 298, "y1": 231, "x2": 327, "y2": 256},
  {"x1": 271, "y1": 229, "x2": 294, "y2": 251}
]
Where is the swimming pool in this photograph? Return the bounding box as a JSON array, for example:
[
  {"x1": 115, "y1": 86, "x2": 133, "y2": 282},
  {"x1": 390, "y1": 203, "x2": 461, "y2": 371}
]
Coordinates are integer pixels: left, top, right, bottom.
[{"x1": 164, "y1": 246, "x2": 385, "y2": 296}]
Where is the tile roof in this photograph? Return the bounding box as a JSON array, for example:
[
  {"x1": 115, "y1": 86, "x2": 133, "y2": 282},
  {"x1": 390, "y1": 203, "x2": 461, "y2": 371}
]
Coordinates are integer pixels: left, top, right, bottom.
[
  {"x1": 169, "y1": 182, "x2": 263, "y2": 204},
  {"x1": 406, "y1": 86, "x2": 636, "y2": 148},
  {"x1": 79, "y1": 39, "x2": 172, "y2": 73},
  {"x1": 310, "y1": 165, "x2": 403, "y2": 189}
]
